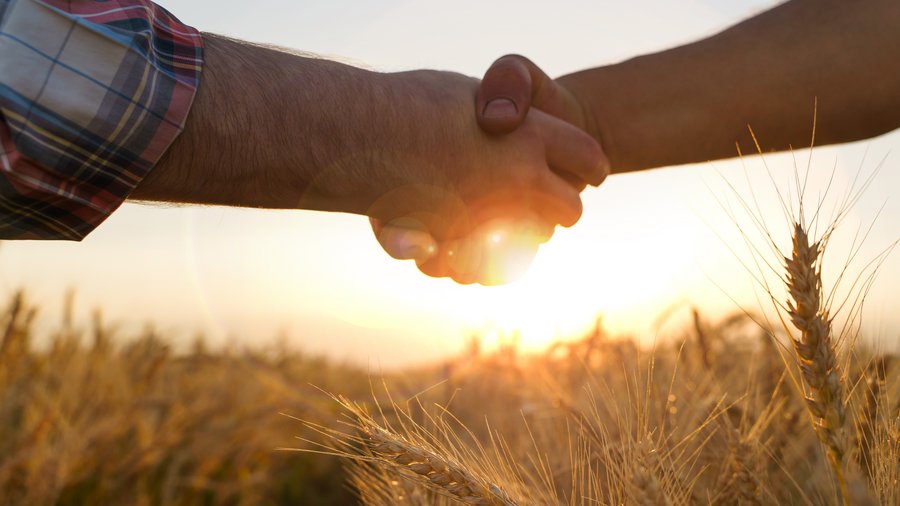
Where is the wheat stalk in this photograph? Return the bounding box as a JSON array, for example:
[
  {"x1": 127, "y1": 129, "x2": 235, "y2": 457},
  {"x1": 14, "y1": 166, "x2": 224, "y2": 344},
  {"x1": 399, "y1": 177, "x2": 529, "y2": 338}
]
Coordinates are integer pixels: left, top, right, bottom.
[
  {"x1": 630, "y1": 463, "x2": 671, "y2": 506},
  {"x1": 361, "y1": 424, "x2": 517, "y2": 506},
  {"x1": 301, "y1": 394, "x2": 522, "y2": 506},
  {"x1": 712, "y1": 427, "x2": 763, "y2": 506},
  {"x1": 858, "y1": 356, "x2": 891, "y2": 474},
  {"x1": 625, "y1": 434, "x2": 673, "y2": 506},
  {"x1": 784, "y1": 221, "x2": 850, "y2": 502}
]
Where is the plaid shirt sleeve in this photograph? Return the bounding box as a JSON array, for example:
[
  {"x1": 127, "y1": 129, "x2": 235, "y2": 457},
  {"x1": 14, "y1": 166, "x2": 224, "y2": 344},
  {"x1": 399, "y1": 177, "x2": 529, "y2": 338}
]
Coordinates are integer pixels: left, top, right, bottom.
[{"x1": 0, "y1": 0, "x2": 202, "y2": 240}]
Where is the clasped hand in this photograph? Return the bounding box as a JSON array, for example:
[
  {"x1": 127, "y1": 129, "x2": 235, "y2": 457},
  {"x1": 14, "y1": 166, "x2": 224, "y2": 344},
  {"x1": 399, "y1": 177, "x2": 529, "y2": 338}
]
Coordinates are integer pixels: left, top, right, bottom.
[{"x1": 369, "y1": 56, "x2": 607, "y2": 285}]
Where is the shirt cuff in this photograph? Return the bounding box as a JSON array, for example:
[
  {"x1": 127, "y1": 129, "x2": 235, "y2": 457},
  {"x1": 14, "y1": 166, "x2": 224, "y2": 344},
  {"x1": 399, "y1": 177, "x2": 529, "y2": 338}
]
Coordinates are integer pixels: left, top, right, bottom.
[{"x1": 0, "y1": 0, "x2": 203, "y2": 240}]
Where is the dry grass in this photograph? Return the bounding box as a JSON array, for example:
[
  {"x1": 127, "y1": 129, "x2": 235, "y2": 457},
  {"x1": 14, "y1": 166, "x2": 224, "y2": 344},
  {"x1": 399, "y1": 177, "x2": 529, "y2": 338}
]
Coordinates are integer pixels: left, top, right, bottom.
[
  {"x1": 0, "y1": 292, "x2": 370, "y2": 505},
  {"x1": 298, "y1": 314, "x2": 897, "y2": 505},
  {"x1": 0, "y1": 286, "x2": 897, "y2": 505},
  {"x1": 2, "y1": 146, "x2": 898, "y2": 504}
]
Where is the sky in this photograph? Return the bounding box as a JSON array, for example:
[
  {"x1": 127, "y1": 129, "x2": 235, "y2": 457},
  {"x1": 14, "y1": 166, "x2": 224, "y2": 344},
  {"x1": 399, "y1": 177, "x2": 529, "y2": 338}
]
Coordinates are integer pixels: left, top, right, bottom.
[{"x1": 2, "y1": 0, "x2": 898, "y2": 366}]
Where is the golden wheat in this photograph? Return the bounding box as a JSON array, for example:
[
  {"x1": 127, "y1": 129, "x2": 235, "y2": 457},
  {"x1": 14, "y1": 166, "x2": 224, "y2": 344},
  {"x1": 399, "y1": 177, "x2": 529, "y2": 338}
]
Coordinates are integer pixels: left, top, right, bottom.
[{"x1": 783, "y1": 221, "x2": 851, "y2": 501}]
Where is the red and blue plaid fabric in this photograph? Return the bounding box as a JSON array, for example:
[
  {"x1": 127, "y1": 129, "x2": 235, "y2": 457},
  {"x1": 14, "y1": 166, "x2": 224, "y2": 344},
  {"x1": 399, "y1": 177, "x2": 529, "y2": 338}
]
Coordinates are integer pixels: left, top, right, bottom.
[{"x1": 0, "y1": 0, "x2": 202, "y2": 240}]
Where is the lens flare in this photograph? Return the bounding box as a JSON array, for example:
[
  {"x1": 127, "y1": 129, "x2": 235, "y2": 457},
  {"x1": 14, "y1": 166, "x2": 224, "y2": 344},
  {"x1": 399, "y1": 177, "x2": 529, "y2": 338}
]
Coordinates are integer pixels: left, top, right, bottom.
[{"x1": 447, "y1": 219, "x2": 544, "y2": 285}]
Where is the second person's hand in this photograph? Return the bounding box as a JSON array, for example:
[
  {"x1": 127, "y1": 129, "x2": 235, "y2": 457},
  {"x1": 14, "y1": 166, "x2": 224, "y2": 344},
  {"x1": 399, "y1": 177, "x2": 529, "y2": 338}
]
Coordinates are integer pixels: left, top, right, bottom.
[{"x1": 370, "y1": 68, "x2": 608, "y2": 284}]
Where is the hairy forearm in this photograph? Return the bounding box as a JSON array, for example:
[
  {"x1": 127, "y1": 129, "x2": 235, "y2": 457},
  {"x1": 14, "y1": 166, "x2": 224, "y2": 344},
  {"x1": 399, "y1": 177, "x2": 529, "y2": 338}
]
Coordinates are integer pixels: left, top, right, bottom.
[
  {"x1": 560, "y1": 0, "x2": 900, "y2": 173},
  {"x1": 133, "y1": 34, "x2": 393, "y2": 213}
]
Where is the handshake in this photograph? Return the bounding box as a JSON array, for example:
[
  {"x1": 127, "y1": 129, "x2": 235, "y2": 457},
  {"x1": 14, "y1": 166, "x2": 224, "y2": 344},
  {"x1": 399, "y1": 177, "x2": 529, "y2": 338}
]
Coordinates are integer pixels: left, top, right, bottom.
[
  {"x1": 366, "y1": 56, "x2": 609, "y2": 286},
  {"x1": 137, "y1": 0, "x2": 896, "y2": 285}
]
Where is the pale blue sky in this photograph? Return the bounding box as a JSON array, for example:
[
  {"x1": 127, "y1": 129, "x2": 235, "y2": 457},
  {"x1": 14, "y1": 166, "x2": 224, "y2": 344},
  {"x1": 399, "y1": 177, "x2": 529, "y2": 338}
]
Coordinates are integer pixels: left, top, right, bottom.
[{"x1": 3, "y1": 1, "x2": 898, "y2": 366}]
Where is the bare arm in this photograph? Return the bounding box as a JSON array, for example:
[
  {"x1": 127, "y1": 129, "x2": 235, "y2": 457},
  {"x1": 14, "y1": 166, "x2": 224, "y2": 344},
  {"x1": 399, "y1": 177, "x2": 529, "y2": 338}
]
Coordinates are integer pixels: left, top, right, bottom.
[
  {"x1": 133, "y1": 34, "x2": 424, "y2": 214},
  {"x1": 478, "y1": 0, "x2": 900, "y2": 172},
  {"x1": 131, "y1": 34, "x2": 607, "y2": 284}
]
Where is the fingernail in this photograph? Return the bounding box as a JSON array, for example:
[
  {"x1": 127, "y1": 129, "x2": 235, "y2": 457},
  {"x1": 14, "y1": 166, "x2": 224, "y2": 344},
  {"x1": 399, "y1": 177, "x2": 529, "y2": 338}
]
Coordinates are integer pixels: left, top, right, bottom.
[{"x1": 482, "y1": 98, "x2": 518, "y2": 119}]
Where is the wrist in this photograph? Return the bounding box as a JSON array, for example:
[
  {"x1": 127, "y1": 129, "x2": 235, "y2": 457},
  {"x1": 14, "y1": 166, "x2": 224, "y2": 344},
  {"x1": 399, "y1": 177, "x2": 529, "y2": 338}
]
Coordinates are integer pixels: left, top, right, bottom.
[
  {"x1": 299, "y1": 69, "x2": 430, "y2": 216},
  {"x1": 359, "y1": 70, "x2": 475, "y2": 218},
  {"x1": 259, "y1": 46, "x2": 388, "y2": 213}
]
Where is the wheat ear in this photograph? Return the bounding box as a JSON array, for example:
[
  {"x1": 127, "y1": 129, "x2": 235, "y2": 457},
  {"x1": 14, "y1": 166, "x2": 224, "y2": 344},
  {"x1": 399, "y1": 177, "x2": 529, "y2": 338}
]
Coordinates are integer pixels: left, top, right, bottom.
[
  {"x1": 361, "y1": 423, "x2": 518, "y2": 506},
  {"x1": 298, "y1": 393, "x2": 522, "y2": 506},
  {"x1": 784, "y1": 222, "x2": 849, "y2": 501},
  {"x1": 630, "y1": 464, "x2": 672, "y2": 506}
]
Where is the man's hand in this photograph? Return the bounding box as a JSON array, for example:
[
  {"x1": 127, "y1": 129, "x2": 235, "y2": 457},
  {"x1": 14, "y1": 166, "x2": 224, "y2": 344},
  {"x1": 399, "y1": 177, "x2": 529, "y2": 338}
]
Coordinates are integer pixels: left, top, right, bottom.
[
  {"x1": 367, "y1": 69, "x2": 608, "y2": 285},
  {"x1": 370, "y1": 215, "x2": 551, "y2": 285},
  {"x1": 476, "y1": 0, "x2": 900, "y2": 174},
  {"x1": 371, "y1": 63, "x2": 609, "y2": 284},
  {"x1": 476, "y1": 55, "x2": 591, "y2": 139},
  {"x1": 136, "y1": 35, "x2": 607, "y2": 285}
]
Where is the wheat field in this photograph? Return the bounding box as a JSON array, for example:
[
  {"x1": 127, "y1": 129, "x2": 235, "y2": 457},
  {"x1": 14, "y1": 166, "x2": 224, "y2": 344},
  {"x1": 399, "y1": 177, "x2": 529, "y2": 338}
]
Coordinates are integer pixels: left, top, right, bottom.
[
  {"x1": 2, "y1": 160, "x2": 900, "y2": 505},
  {"x1": 1, "y1": 284, "x2": 897, "y2": 504}
]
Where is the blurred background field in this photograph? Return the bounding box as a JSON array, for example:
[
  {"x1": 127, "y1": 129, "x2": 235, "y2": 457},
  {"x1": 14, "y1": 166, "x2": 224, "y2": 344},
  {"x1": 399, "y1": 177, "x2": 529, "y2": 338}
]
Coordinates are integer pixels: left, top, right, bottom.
[{"x1": 2, "y1": 289, "x2": 897, "y2": 505}]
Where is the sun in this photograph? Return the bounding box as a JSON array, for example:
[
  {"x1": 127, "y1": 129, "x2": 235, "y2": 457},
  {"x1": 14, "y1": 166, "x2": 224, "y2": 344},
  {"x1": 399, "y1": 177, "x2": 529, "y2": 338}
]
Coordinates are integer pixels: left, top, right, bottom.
[
  {"x1": 285, "y1": 203, "x2": 712, "y2": 358},
  {"x1": 435, "y1": 215, "x2": 703, "y2": 352}
]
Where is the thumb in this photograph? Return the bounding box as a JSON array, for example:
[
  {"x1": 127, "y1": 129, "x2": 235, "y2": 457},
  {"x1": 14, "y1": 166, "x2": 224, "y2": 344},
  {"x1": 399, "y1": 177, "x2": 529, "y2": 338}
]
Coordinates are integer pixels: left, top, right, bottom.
[
  {"x1": 476, "y1": 55, "x2": 577, "y2": 135},
  {"x1": 476, "y1": 55, "x2": 534, "y2": 134}
]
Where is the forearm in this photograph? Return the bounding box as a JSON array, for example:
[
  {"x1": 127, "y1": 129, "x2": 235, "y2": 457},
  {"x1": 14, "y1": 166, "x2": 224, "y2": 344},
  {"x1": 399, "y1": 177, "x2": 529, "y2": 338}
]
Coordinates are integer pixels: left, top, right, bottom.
[
  {"x1": 132, "y1": 34, "x2": 391, "y2": 213},
  {"x1": 560, "y1": 0, "x2": 900, "y2": 173},
  {"x1": 131, "y1": 32, "x2": 604, "y2": 276}
]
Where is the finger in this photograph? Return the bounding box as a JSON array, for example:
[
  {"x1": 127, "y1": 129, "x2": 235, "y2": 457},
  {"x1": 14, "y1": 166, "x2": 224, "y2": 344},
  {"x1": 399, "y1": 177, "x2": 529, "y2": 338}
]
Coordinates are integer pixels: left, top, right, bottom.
[
  {"x1": 555, "y1": 171, "x2": 588, "y2": 192},
  {"x1": 477, "y1": 55, "x2": 580, "y2": 135},
  {"x1": 447, "y1": 233, "x2": 484, "y2": 285},
  {"x1": 471, "y1": 216, "x2": 554, "y2": 245},
  {"x1": 490, "y1": 218, "x2": 554, "y2": 245},
  {"x1": 533, "y1": 170, "x2": 584, "y2": 228},
  {"x1": 518, "y1": 218, "x2": 555, "y2": 245},
  {"x1": 476, "y1": 227, "x2": 541, "y2": 286},
  {"x1": 416, "y1": 223, "x2": 546, "y2": 285},
  {"x1": 534, "y1": 110, "x2": 610, "y2": 187},
  {"x1": 370, "y1": 217, "x2": 437, "y2": 262},
  {"x1": 416, "y1": 236, "x2": 491, "y2": 285},
  {"x1": 477, "y1": 55, "x2": 534, "y2": 134},
  {"x1": 415, "y1": 243, "x2": 454, "y2": 280}
]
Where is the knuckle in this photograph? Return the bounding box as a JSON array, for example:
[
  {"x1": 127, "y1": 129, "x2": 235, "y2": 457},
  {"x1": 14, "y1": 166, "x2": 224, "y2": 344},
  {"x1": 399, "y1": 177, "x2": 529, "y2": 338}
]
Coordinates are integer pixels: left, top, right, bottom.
[{"x1": 562, "y1": 198, "x2": 583, "y2": 228}]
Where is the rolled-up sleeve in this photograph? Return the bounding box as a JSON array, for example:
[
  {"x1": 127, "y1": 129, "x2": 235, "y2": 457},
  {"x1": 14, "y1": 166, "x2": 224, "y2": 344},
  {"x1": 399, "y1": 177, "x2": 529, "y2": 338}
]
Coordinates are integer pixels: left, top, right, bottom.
[{"x1": 0, "y1": 0, "x2": 202, "y2": 240}]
